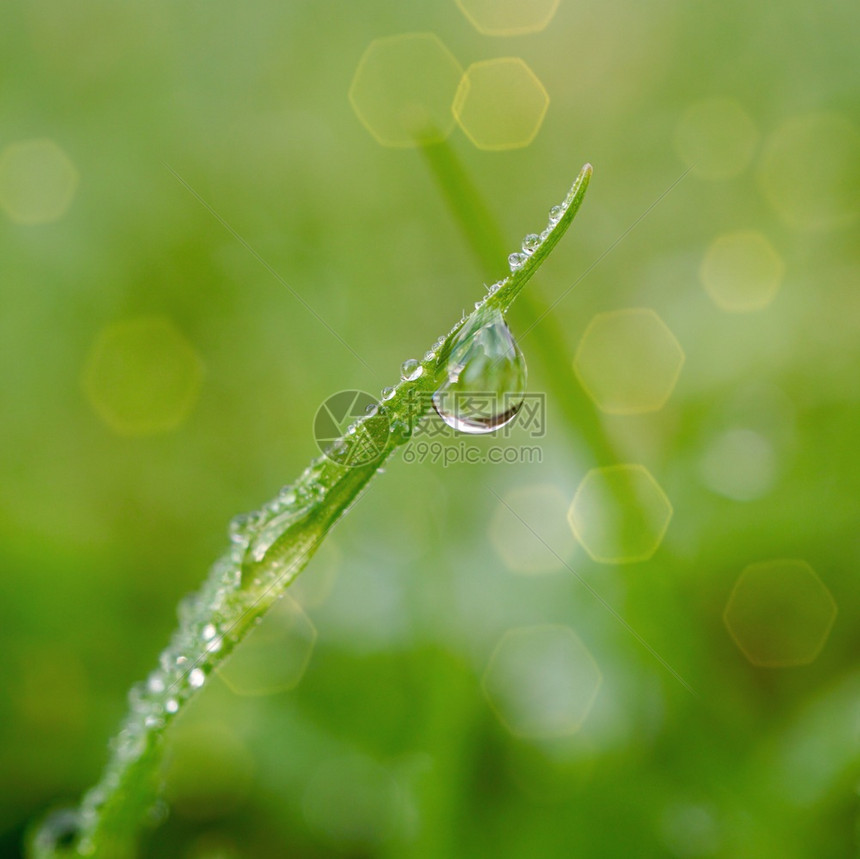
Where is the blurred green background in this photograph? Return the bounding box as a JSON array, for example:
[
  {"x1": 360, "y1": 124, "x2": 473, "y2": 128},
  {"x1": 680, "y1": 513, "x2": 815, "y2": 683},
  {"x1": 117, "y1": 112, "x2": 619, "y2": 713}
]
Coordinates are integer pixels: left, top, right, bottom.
[{"x1": 2, "y1": 0, "x2": 859, "y2": 856}]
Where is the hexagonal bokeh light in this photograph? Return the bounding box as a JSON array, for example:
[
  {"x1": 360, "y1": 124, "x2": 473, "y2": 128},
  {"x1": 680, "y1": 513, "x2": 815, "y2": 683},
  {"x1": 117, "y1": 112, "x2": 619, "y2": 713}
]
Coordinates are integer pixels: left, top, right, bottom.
[
  {"x1": 82, "y1": 316, "x2": 204, "y2": 436},
  {"x1": 699, "y1": 231, "x2": 784, "y2": 313},
  {"x1": 453, "y1": 58, "x2": 549, "y2": 151},
  {"x1": 567, "y1": 464, "x2": 673, "y2": 564},
  {"x1": 573, "y1": 309, "x2": 685, "y2": 415},
  {"x1": 217, "y1": 596, "x2": 317, "y2": 695},
  {"x1": 348, "y1": 33, "x2": 463, "y2": 148},
  {"x1": 482, "y1": 625, "x2": 602, "y2": 738},
  {"x1": 0, "y1": 138, "x2": 79, "y2": 225},
  {"x1": 455, "y1": 0, "x2": 561, "y2": 36},
  {"x1": 723, "y1": 559, "x2": 837, "y2": 667},
  {"x1": 757, "y1": 112, "x2": 860, "y2": 232}
]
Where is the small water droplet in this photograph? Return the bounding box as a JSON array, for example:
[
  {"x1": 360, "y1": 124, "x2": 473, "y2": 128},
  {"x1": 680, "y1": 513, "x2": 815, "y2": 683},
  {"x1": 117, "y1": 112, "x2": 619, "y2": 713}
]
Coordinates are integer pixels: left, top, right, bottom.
[
  {"x1": 202, "y1": 623, "x2": 217, "y2": 641},
  {"x1": 488, "y1": 280, "x2": 504, "y2": 295},
  {"x1": 147, "y1": 673, "x2": 165, "y2": 694},
  {"x1": 35, "y1": 809, "x2": 80, "y2": 852},
  {"x1": 389, "y1": 419, "x2": 413, "y2": 442},
  {"x1": 206, "y1": 636, "x2": 223, "y2": 653},
  {"x1": 508, "y1": 252, "x2": 528, "y2": 271},
  {"x1": 549, "y1": 204, "x2": 564, "y2": 224},
  {"x1": 228, "y1": 513, "x2": 254, "y2": 544},
  {"x1": 365, "y1": 402, "x2": 379, "y2": 417},
  {"x1": 401, "y1": 359, "x2": 423, "y2": 381},
  {"x1": 277, "y1": 486, "x2": 297, "y2": 506},
  {"x1": 522, "y1": 233, "x2": 541, "y2": 253},
  {"x1": 433, "y1": 308, "x2": 527, "y2": 435},
  {"x1": 165, "y1": 698, "x2": 179, "y2": 714},
  {"x1": 433, "y1": 335, "x2": 446, "y2": 350},
  {"x1": 423, "y1": 350, "x2": 436, "y2": 362},
  {"x1": 381, "y1": 386, "x2": 396, "y2": 401},
  {"x1": 189, "y1": 668, "x2": 205, "y2": 688}
]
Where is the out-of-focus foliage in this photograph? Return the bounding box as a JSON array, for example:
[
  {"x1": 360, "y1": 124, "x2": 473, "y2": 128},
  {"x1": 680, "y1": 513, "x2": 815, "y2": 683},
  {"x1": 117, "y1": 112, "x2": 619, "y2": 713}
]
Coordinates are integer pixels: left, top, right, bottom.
[{"x1": 1, "y1": 0, "x2": 858, "y2": 856}]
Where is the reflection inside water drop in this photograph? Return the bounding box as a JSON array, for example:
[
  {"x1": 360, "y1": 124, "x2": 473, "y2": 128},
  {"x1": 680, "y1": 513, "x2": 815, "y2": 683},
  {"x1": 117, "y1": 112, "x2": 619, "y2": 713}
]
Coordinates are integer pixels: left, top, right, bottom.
[{"x1": 433, "y1": 309, "x2": 527, "y2": 435}]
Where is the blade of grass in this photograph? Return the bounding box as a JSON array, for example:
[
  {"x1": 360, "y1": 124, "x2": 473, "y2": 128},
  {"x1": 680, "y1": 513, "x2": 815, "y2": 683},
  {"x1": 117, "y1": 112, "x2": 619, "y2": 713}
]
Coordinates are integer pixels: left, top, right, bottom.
[{"x1": 30, "y1": 165, "x2": 593, "y2": 859}]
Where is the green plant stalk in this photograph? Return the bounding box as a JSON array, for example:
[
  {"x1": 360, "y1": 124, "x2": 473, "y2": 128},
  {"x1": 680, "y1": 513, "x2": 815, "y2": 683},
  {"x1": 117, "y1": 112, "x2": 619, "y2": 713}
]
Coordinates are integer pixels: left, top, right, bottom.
[
  {"x1": 422, "y1": 142, "x2": 618, "y2": 465},
  {"x1": 30, "y1": 164, "x2": 591, "y2": 859}
]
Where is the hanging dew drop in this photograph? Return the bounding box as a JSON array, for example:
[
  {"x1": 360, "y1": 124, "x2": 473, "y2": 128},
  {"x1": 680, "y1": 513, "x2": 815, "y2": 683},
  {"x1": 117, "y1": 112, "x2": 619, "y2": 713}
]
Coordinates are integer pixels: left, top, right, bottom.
[
  {"x1": 400, "y1": 358, "x2": 422, "y2": 381},
  {"x1": 433, "y1": 308, "x2": 527, "y2": 435}
]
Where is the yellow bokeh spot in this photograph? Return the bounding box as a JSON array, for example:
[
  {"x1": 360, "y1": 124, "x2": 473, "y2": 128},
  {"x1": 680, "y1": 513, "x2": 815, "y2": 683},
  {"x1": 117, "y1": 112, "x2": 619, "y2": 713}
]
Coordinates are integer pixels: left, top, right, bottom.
[
  {"x1": 674, "y1": 97, "x2": 758, "y2": 180},
  {"x1": 567, "y1": 464, "x2": 672, "y2": 564},
  {"x1": 573, "y1": 308, "x2": 685, "y2": 415},
  {"x1": 723, "y1": 560, "x2": 837, "y2": 667},
  {"x1": 699, "y1": 428, "x2": 777, "y2": 502},
  {"x1": 482, "y1": 625, "x2": 602, "y2": 738},
  {"x1": 455, "y1": 0, "x2": 561, "y2": 36},
  {"x1": 757, "y1": 113, "x2": 860, "y2": 231},
  {"x1": 0, "y1": 138, "x2": 78, "y2": 225},
  {"x1": 488, "y1": 484, "x2": 574, "y2": 575},
  {"x1": 217, "y1": 596, "x2": 316, "y2": 695},
  {"x1": 348, "y1": 33, "x2": 463, "y2": 148},
  {"x1": 82, "y1": 316, "x2": 204, "y2": 436},
  {"x1": 453, "y1": 58, "x2": 549, "y2": 151},
  {"x1": 699, "y1": 230, "x2": 785, "y2": 313}
]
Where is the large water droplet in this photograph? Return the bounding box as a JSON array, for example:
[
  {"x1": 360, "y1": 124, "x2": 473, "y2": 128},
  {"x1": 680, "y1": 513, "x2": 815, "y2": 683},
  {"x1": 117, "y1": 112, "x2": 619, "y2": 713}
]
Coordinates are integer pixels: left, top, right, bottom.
[
  {"x1": 401, "y1": 359, "x2": 422, "y2": 381},
  {"x1": 432, "y1": 309, "x2": 527, "y2": 434}
]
